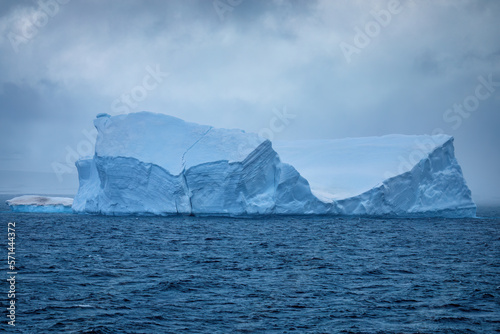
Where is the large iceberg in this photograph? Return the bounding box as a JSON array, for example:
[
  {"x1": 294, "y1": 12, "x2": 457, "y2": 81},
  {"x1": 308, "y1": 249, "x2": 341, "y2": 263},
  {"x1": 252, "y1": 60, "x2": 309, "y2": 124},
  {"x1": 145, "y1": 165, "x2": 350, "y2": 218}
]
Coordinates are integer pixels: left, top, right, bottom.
[
  {"x1": 73, "y1": 112, "x2": 476, "y2": 217},
  {"x1": 7, "y1": 195, "x2": 73, "y2": 213}
]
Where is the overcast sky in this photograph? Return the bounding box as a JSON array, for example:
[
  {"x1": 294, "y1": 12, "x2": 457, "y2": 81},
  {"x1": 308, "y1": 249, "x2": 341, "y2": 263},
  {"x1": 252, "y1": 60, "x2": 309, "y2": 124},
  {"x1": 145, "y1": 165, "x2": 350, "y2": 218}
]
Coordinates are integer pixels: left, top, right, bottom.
[{"x1": 0, "y1": 0, "x2": 499, "y2": 204}]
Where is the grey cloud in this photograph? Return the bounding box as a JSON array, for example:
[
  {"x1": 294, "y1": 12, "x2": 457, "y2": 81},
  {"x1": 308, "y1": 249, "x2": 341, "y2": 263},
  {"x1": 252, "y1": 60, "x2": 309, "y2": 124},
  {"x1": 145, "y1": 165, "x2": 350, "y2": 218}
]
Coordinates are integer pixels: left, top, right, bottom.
[{"x1": 0, "y1": 0, "x2": 498, "y2": 204}]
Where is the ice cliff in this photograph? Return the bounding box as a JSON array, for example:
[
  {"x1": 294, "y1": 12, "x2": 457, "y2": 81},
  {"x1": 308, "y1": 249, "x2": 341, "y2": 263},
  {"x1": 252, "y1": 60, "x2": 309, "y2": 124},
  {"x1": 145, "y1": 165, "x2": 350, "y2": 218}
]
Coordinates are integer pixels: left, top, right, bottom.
[{"x1": 73, "y1": 112, "x2": 476, "y2": 217}]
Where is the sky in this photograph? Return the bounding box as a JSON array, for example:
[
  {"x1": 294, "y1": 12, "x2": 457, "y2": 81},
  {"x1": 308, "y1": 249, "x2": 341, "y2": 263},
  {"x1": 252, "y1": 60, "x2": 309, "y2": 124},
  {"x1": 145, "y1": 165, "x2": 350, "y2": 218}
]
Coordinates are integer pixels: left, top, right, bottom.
[{"x1": 0, "y1": 0, "x2": 499, "y2": 205}]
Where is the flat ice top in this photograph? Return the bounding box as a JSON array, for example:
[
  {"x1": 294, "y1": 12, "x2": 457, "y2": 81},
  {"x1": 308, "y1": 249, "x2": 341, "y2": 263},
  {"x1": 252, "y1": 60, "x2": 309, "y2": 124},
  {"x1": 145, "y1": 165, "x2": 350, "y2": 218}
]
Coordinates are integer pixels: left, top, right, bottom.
[
  {"x1": 7, "y1": 195, "x2": 73, "y2": 207},
  {"x1": 94, "y1": 112, "x2": 264, "y2": 175},
  {"x1": 273, "y1": 134, "x2": 451, "y2": 202}
]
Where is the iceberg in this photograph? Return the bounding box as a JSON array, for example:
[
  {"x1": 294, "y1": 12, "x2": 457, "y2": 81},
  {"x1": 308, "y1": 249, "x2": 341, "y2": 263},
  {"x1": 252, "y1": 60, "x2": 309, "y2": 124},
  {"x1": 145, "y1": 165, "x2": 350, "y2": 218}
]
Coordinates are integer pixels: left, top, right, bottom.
[
  {"x1": 273, "y1": 136, "x2": 476, "y2": 217},
  {"x1": 7, "y1": 195, "x2": 73, "y2": 213},
  {"x1": 73, "y1": 112, "x2": 476, "y2": 217},
  {"x1": 73, "y1": 112, "x2": 325, "y2": 216}
]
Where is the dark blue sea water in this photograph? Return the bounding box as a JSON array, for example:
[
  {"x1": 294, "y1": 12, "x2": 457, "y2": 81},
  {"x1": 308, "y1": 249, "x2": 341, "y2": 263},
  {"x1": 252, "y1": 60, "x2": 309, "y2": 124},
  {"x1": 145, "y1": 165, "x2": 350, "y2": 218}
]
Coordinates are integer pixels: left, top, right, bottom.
[{"x1": 1, "y1": 196, "x2": 499, "y2": 333}]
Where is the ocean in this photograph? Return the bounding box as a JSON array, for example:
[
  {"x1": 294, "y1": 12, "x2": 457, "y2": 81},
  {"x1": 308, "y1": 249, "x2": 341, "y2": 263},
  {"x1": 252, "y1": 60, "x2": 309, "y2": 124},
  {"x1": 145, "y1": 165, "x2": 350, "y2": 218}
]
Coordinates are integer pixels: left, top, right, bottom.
[{"x1": 1, "y1": 195, "x2": 499, "y2": 333}]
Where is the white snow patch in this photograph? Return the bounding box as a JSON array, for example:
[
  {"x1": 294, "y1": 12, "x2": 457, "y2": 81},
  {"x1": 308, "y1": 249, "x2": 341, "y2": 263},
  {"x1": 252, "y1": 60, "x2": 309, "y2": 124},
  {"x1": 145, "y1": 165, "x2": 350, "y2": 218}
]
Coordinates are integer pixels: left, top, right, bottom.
[{"x1": 7, "y1": 195, "x2": 73, "y2": 207}]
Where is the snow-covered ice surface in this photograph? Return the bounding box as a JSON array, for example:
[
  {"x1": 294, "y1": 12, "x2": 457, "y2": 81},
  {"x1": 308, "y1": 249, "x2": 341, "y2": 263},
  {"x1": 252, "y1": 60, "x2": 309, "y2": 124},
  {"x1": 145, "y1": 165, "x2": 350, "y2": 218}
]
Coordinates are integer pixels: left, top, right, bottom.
[
  {"x1": 93, "y1": 112, "x2": 264, "y2": 175},
  {"x1": 7, "y1": 195, "x2": 73, "y2": 213},
  {"x1": 73, "y1": 112, "x2": 476, "y2": 217}
]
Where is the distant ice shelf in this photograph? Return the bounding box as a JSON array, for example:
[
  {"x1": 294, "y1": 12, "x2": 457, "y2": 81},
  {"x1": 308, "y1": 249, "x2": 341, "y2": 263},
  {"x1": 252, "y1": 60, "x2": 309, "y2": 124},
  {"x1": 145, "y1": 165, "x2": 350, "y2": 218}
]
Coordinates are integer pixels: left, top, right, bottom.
[
  {"x1": 71, "y1": 112, "x2": 476, "y2": 218},
  {"x1": 6, "y1": 195, "x2": 73, "y2": 213}
]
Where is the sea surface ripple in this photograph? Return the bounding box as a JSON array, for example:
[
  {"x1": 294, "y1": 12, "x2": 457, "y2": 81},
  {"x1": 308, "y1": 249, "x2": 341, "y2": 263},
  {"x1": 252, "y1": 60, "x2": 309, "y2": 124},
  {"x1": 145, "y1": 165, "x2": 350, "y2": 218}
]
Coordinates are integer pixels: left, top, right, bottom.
[{"x1": 1, "y1": 202, "x2": 499, "y2": 333}]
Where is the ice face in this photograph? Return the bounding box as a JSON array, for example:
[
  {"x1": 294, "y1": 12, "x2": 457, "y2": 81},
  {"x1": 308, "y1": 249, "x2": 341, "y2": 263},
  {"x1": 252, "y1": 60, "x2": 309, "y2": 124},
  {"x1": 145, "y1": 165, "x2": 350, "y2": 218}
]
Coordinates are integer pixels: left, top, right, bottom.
[
  {"x1": 73, "y1": 140, "x2": 325, "y2": 216},
  {"x1": 73, "y1": 112, "x2": 476, "y2": 217}
]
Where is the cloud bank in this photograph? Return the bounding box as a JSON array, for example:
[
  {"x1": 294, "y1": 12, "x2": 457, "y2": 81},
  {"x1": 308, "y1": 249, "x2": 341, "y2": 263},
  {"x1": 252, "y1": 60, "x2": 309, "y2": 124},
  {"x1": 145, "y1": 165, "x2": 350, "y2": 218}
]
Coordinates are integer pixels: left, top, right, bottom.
[{"x1": 0, "y1": 0, "x2": 499, "y2": 204}]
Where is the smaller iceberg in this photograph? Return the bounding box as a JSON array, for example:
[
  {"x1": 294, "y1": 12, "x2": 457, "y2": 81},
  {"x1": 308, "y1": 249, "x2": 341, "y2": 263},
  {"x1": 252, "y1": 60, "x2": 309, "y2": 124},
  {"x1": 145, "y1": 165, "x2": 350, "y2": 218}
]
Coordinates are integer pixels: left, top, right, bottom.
[{"x1": 6, "y1": 195, "x2": 73, "y2": 213}]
